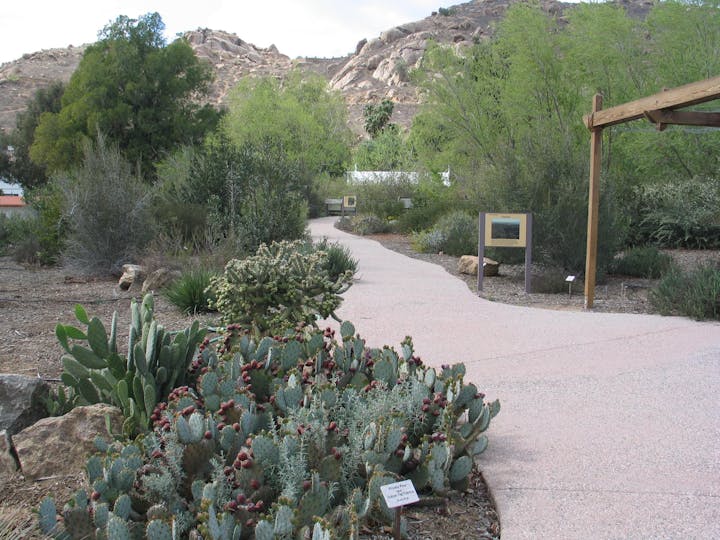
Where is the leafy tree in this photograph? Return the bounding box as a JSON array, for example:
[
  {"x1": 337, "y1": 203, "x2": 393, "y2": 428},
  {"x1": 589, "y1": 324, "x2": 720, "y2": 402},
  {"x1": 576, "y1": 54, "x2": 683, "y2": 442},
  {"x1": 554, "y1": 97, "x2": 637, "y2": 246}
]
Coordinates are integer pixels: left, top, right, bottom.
[
  {"x1": 30, "y1": 13, "x2": 219, "y2": 178},
  {"x1": 223, "y1": 72, "x2": 352, "y2": 181},
  {"x1": 363, "y1": 99, "x2": 395, "y2": 138},
  {"x1": 0, "y1": 82, "x2": 64, "y2": 190},
  {"x1": 354, "y1": 125, "x2": 414, "y2": 170}
]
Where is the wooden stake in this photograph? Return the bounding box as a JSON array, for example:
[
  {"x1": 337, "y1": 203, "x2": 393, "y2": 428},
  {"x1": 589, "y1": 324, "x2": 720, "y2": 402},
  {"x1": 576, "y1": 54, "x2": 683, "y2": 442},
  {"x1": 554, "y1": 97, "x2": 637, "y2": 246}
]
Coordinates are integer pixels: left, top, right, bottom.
[{"x1": 585, "y1": 94, "x2": 603, "y2": 309}]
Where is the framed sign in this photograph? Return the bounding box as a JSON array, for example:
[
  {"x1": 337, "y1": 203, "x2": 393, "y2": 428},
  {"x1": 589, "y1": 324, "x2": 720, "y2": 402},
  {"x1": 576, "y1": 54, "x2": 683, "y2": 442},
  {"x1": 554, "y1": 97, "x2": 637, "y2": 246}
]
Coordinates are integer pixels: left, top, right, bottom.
[
  {"x1": 478, "y1": 212, "x2": 532, "y2": 293},
  {"x1": 343, "y1": 195, "x2": 356, "y2": 209},
  {"x1": 484, "y1": 213, "x2": 528, "y2": 248}
]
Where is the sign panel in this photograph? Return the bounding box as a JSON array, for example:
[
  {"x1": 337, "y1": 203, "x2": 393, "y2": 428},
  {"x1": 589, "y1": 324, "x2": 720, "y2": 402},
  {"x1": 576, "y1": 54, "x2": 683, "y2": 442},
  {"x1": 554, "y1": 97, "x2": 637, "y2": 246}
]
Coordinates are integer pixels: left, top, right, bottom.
[
  {"x1": 343, "y1": 195, "x2": 357, "y2": 208},
  {"x1": 484, "y1": 213, "x2": 528, "y2": 247},
  {"x1": 380, "y1": 480, "x2": 419, "y2": 509}
]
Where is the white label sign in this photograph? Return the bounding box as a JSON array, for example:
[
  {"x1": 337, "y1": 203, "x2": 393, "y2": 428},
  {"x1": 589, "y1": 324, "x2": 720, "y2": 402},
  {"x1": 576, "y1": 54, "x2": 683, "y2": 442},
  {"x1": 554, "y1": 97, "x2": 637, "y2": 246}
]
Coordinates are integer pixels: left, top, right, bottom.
[
  {"x1": 380, "y1": 480, "x2": 419, "y2": 509},
  {"x1": 565, "y1": 275, "x2": 576, "y2": 282}
]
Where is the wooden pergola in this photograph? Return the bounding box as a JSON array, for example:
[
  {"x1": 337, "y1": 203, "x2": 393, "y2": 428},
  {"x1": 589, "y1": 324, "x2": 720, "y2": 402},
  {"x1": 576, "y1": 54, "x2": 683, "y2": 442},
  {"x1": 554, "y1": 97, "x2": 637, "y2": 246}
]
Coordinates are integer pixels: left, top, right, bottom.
[{"x1": 583, "y1": 76, "x2": 720, "y2": 308}]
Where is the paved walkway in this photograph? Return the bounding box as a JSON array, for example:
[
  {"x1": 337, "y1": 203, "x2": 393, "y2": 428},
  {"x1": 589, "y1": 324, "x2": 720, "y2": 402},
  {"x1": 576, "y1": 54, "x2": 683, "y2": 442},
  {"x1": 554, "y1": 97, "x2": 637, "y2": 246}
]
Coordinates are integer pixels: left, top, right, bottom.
[{"x1": 310, "y1": 217, "x2": 720, "y2": 540}]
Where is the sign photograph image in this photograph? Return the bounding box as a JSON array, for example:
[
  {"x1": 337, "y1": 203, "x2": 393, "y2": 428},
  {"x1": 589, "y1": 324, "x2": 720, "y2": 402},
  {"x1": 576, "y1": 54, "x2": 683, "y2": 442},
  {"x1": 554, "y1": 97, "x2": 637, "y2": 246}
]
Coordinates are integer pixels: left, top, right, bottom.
[{"x1": 491, "y1": 216, "x2": 521, "y2": 240}]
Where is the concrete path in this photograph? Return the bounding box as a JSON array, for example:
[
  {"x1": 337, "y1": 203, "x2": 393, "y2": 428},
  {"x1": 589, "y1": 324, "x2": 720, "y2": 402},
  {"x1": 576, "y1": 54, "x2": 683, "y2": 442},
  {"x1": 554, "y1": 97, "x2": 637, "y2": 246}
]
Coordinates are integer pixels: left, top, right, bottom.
[{"x1": 310, "y1": 217, "x2": 720, "y2": 540}]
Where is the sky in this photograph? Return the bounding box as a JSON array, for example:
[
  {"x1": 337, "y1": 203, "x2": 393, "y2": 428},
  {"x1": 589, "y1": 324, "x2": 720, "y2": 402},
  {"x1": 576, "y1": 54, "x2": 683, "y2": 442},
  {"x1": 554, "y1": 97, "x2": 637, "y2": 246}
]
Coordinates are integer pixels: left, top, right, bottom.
[{"x1": 0, "y1": 0, "x2": 444, "y2": 64}]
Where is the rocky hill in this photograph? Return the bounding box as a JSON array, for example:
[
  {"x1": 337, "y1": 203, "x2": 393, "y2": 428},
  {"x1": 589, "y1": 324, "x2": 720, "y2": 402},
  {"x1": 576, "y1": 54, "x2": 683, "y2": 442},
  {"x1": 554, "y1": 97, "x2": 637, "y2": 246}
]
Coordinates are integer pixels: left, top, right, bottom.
[{"x1": 0, "y1": 0, "x2": 652, "y2": 138}]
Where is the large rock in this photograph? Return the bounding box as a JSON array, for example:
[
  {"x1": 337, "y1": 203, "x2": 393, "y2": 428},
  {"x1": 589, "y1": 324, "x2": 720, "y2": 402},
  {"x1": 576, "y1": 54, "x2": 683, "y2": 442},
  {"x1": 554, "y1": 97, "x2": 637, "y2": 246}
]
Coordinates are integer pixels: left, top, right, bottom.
[
  {"x1": 0, "y1": 374, "x2": 50, "y2": 435},
  {"x1": 13, "y1": 404, "x2": 123, "y2": 480},
  {"x1": 458, "y1": 255, "x2": 500, "y2": 277},
  {"x1": 118, "y1": 264, "x2": 145, "y2": 291},
  {"x1": 141, "y1": 267, "x2": 181, "y2": 295}
]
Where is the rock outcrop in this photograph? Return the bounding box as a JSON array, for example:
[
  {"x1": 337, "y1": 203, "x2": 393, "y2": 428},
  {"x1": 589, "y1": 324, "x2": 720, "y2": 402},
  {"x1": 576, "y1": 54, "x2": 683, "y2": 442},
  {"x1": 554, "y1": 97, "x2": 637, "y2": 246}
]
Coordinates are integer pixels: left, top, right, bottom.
[{"x1": 0, "y1": 0, "x2": 653, "y2": 137}]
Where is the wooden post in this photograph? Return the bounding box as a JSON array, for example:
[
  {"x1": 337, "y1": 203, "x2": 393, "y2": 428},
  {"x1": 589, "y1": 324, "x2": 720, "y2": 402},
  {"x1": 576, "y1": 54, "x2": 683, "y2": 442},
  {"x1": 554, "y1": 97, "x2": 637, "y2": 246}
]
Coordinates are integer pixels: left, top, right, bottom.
[{"x1": 584, "y1": 94, "x2": 603, "y2": 309}]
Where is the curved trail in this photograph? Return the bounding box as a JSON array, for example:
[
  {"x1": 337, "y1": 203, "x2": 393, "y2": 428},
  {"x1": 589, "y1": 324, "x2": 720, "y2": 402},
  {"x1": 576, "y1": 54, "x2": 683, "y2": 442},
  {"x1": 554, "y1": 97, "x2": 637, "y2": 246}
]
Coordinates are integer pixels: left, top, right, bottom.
[{"x1": 310, "y1": 217, "x2": 720, "y2": 540}]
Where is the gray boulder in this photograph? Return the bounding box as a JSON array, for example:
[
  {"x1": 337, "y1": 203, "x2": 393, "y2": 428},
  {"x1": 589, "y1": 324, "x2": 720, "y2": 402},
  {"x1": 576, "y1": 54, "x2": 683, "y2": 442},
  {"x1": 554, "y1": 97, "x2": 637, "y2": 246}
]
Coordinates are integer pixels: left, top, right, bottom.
[{"x1": 0, "y1": 374, "x2": 49, "y2": 435}]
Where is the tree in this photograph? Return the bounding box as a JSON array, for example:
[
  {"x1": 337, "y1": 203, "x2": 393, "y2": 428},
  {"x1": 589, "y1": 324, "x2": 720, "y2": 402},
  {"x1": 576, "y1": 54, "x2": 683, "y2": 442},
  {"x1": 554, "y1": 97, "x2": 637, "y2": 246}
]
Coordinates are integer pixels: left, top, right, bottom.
[
  {"x1": 363, "y1": 99, "x2": 395, "y2": 138},
  {"x1": 30, "y1": 13, "x2": 219, "y2": 178},
  {"x1": 0, "y1": 82, "x2": 64, "y2": 190},
  {"x1": 224, "y1": 72, "x2": 352, "y2": 180}
]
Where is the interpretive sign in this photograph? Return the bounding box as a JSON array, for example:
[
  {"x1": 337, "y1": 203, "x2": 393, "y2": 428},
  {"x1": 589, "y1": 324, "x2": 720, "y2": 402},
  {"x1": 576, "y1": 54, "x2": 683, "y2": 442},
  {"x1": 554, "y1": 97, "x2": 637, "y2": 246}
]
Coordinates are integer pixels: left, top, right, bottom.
[
  {"x1": 478, "y1": 212, "x2": 533, "y2": 293},
  {"x1": 484, "y1": 213, "x2": 528, "y2": 247},
  {"x1": 380, "y1": 480, "x2": 419, "y2": 509}
]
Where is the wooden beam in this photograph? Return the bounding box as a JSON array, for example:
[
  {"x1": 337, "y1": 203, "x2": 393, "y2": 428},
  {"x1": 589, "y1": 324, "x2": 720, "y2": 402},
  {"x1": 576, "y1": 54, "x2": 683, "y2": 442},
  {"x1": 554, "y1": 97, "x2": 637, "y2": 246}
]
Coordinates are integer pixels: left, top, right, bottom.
[
  {"x1": 584, "y1": 94, "x2": 603, "y2": 310},
  {"x1": 583, "y1": 76, "x2": 720, "y2": 130},
  {"x1": 644, "y1": 109, "x2": 720, "y2": 129}
]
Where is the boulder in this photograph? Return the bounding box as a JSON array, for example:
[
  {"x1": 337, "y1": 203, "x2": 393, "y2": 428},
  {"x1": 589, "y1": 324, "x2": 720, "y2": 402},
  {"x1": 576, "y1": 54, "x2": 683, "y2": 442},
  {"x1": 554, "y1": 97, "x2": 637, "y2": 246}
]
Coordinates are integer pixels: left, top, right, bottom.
[
  {"x1": 458, "y1": 255, "x2": 500, "y2": 277},
  {"x1": 0, "y1": 429, "x2": 19, "y2": 476},
  {"x1": 13, "y1": 404, "x2": 123, "y2": 480},
  {"x1": 0, "y1": 374, "x2": 50, "y2": 435},
  {"x1": 141, "y1": 268, "x2": 181, "y2": 295},
  {"x1": 118, "y1": 264, "x2": 144, "y2": 291}
]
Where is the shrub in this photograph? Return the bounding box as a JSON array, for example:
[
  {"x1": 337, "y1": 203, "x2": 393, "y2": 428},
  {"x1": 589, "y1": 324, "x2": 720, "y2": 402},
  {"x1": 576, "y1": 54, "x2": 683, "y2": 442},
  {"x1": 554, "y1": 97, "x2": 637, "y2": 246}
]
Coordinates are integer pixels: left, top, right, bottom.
[
  {"x1": 210, "y1": 240, "x2": 354, "y2": 334},
  {"x1": 165, "y1": 268, "x2": 219, "y2": 314},
  {"x1": 40, "y1": 321, "x2": 499, "y2": 540},
  {"x1": 61, "y1": 135, "x2": 155, "y2": 275},
  {"x1": 334, "y1": 214, "x2": 393, "y2": 236},
  {"x1": 413, "y1": 211, "x2": 477, "y2": 256},
  {"x1": 650, "y1": 263, "x2": 720, "y2": 320},
  {"x1": 630, "y1": 177, "x2": 720, "y2": 249},
  {"x1": 411, "y1": 228, "x2": 446, "y2": 254},
  {"x1": 312, "y1": 238, "x2": 358, "y2": 282},
  {"x1": 609, "y1": 246, "x2": 673, "y2": 278}
]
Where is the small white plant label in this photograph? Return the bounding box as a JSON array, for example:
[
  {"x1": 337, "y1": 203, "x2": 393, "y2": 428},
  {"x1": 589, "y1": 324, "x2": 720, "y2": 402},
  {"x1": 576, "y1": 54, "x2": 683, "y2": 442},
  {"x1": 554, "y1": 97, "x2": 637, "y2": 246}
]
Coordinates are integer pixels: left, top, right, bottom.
[
  {"x1": 565, "y1": 275, "x2": 576, "y2": 282},
  {"x1": 380, "y1": 480, "x2": 419, "y2": 509}
]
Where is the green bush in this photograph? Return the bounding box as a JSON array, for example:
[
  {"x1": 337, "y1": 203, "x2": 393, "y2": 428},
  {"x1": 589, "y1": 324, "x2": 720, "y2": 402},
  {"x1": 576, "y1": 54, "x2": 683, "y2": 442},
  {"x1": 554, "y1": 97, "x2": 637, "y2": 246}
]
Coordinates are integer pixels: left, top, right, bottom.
[
  {"x1": 609, "y1": 246, "x2": 672, "y2": 278},
  {"x1": 351, "y1": 176, "x2": 417, "y2": 221},
  {"x1": 411, "y1": 228, "x2": 446, "y2": 254},
  {"x1": 413, "y1": 211, "x2": 477, "y2": 257},
  {"x1": 165, "y1": 268, "x2": 219, "y2": 314},
  {"x1": 650, "y1": 263, "x2": 720, "y2": 320},
  {"x1": 40, "y1": 321, "x2": 499, "y2": 540},
  {"x1": 313, "y1": 238, "x2": 358, "y2": 282},
  {"x1": 210, "y1": 240, "x2": 354, "y2": 334},
  {"x1": 335, "y1": 214, "x2": 393, "y2": 236},
  {"x1": 630, "y1": 177, "x2": 720, "y2": 249}
]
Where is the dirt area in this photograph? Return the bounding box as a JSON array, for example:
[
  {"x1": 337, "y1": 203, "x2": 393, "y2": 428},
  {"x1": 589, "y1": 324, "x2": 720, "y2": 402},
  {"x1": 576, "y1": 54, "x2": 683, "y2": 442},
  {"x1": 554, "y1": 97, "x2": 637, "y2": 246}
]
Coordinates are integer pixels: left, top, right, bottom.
[{"x1": 0, "y1": 255, "x2": 499, "y2": 539}]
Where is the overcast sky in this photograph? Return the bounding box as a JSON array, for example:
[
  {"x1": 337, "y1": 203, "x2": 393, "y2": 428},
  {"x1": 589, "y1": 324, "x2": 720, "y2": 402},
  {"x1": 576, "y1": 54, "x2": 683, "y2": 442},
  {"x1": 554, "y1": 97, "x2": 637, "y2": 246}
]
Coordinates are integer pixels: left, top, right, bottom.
[{"x1": 1, "y1": 0, "x2": 445, "y2": 64}]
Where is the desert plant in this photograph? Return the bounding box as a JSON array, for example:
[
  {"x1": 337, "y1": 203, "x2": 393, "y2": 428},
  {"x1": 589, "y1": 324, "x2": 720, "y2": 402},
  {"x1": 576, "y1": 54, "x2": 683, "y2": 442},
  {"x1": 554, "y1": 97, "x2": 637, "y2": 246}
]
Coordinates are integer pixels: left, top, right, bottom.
[
  {"x1": 312, "y1": 238, "x2": 358, "y2": 282},
  {"x1": 608, "y1": 246, "x2": 673, "y2": 279},
  {"x1": 39, "y1": 320, "x2": 499, "y2": 539},
  {"x1": 343, "y1": 214, "x2": 393, "y2": 235},
  {"x1": 415, "y1": 211, "x2": 478, "y2": 257},
  {"x1": 411, "y1": 228, "x2": 446, "y2": 254},
  {"x1": 165, "y1": 268, "x2": 219, "y2": 314},
  {"x1": 52, "y1": 294, "x2": 206, "y2": 435},
  {"x1": 209, "y1": 240, "x2": 354, "y2": 334},
  {"x1": 630, "y1": 177, "x2": 720, "y2": 249},
  {"x1": 61, "y1": 134, "x2": 155, "y2": 275},
  {"x1": 650, "y1": 262, "x2": 720, "y2": 320}
]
